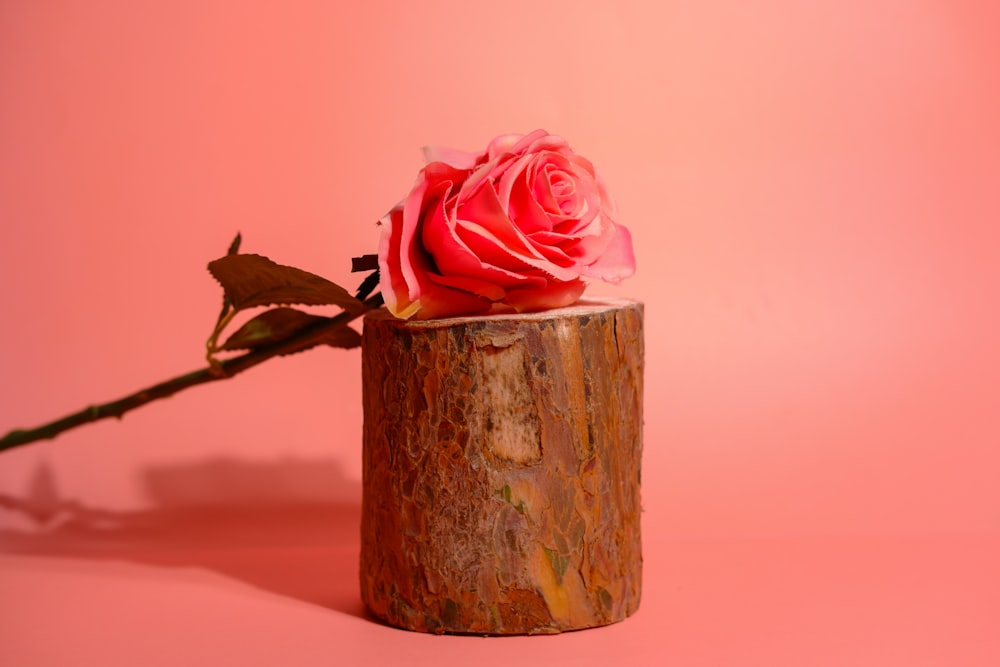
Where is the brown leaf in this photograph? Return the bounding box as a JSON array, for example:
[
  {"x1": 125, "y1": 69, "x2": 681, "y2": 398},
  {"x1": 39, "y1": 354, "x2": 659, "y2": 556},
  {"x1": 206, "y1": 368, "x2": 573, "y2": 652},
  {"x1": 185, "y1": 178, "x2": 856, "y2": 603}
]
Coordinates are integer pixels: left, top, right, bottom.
[
  {"x1": 220, "y1": 307, "x2": 362, "y2": 353},
  {"x1": 351, "y1": 254, "x2": 379, "y2": 272},
  {"x1": 226, "y1": 232, "x2": 242, "y2": 256},
  {"x1": 208, "y1": 253, "x2": 365, "y2": 313}
]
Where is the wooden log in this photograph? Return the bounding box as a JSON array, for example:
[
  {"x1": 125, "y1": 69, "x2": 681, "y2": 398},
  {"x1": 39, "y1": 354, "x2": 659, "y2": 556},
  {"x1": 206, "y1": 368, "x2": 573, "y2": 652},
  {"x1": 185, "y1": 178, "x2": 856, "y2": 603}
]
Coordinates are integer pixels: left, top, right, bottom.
[{"x1": 360, "y1": 298, "x2": 643, "y2": 634}]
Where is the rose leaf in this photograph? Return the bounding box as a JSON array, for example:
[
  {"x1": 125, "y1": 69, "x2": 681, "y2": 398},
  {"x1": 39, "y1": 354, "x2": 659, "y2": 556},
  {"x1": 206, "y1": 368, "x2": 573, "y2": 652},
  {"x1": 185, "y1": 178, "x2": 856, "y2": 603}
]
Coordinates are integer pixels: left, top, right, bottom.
[
  {"x1": 208, "y1": 253, "x2": 365, "y2": 313},
  {"x1": 351, "y1": 254, "x2": 379, "y2": 272},
  {"x1": 220, "y1": 307, "x2": 362, "y2": 353}
]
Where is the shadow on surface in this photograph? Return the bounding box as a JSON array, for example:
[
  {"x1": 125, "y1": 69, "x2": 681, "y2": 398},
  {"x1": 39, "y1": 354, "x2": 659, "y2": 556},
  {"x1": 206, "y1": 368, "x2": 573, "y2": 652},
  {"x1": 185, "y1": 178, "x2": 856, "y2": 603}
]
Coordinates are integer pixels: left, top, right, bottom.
[{"x1": 0, "y1": 458, "x2": 367, "y2": 617}]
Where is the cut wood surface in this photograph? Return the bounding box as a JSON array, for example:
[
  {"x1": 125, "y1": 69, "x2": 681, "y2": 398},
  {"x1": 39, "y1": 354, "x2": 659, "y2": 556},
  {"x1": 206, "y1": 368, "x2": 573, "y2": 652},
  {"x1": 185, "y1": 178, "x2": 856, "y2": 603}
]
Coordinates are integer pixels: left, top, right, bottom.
[{"x1": 360, "y1": 298, "x2": 643, "y2": 634}]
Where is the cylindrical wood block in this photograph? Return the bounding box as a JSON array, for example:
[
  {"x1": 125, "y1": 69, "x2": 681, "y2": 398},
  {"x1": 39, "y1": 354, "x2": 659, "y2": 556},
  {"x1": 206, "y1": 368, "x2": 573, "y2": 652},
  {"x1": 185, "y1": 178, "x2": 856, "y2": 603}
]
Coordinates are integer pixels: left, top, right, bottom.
[{"x1": 360, "y1": 298, "x2": 643, "y2": 634}]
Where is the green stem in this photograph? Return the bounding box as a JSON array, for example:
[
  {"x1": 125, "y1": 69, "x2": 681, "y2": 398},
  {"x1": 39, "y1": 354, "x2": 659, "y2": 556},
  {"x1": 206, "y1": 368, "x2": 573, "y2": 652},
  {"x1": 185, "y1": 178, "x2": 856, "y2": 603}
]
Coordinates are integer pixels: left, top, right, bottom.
[
  {"x1": 0, "y1": 297, "x2": 382, "y2": 455},
  {"x1": 206, "y1": 307, "x2": 238, "y2": 366}
]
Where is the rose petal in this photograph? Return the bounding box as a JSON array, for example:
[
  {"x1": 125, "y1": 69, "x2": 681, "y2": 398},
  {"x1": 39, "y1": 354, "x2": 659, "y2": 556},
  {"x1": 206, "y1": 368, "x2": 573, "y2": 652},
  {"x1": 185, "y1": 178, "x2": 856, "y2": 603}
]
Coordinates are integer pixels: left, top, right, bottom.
[
  {"x1": 524, "y1": 235, "x2": 575, "y2": 266},
  {"x1": 422, "y1": 145, "x2": 481, "y2": 169},
  {"x1": 506, "y1": 130, "x2": 566, "y2": 157},
  {"x1": 450, "y1": 182, "x2": 581, "y2": 280},
  {"x1": 494, "y1": 153, "x2": 535, "y2": 217},
  {"x1": 379, "y1": 162, "x2": 483, "y2": 319},
  {"x1": 425, "y1": 272, "x2": 507, "y2": 300},
  {"x1": 412, "y1": 282, "x2": 493, "y2": 319},
  {"x1": 459, "y1": 220, "x2": 581, "y2": 282},
  {"x1": 422, "y1": 185, "x2": 545, "y2": 288},
  {"x1": 377, "y1": 206, "x2": 421, "y2": 319},
  {"x1": 398, "y1": 174, "x2": 435, "y2": 297},
  {"x1": 581, "y1": 223, "x2": 636, "y2": 283},
  {"x1": 507, "y1": 169, "x2": 555, "y2": 234},
  {"x1": 503, "y1": 279, "x2": 586, "y2": 312},
  {"x1": 456, "y1": 184, "x2": 537, "y2": 255},
  {"x1": 485, "y1": 131, "x2": 542, "y2": 160},
  {"x1": 538, "y1": 215, "x2": 615, "y2": 266},
  {"x1": 535, "y1": 163, "x2": 579, "y2": 217}
]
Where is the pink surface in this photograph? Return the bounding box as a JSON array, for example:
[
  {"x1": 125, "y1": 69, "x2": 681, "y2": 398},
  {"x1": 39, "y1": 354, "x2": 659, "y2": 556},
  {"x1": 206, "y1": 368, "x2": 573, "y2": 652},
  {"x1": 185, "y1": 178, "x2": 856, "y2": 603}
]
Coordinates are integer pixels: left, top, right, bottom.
[
  {"x1": 2, "y1": 522, "x2": 997, "y2": 666},
  {"x1": 1, "y1": 1, "x2": 998, "y2": 664}
]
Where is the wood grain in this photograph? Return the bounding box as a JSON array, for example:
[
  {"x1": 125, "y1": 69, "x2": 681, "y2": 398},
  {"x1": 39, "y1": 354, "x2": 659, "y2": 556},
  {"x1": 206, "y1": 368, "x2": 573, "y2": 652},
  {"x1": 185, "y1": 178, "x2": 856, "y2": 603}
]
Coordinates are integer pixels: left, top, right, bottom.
[{"x1": 360, "y1": 299, "x2": 643, "y2": 634}]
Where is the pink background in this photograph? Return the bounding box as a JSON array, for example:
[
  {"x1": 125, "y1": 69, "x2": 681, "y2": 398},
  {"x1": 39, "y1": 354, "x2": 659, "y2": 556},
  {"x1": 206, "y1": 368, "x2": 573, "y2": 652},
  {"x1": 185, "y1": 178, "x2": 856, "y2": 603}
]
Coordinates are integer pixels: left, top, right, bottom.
[{"x1": 1, "y1": 1, "x2": 998, "y2": 665}]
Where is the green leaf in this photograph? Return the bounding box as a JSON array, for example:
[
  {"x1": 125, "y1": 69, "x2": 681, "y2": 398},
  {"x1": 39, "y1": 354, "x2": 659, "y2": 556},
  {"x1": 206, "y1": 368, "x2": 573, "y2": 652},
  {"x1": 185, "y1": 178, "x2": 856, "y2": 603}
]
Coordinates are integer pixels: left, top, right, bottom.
[
  {"x1": 220, "y1": 307, "x2": 361, "y2": 353},
  {"x1": 208, "y1": 253, "x2": 365, "y2": 313}
]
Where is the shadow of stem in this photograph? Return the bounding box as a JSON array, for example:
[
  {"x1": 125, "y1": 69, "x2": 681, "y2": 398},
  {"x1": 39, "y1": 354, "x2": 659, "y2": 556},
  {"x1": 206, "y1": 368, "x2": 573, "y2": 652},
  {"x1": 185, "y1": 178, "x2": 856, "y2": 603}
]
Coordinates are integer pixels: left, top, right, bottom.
[{"x1": 0, "y1": 458, "x2": 367, "y2": 618}]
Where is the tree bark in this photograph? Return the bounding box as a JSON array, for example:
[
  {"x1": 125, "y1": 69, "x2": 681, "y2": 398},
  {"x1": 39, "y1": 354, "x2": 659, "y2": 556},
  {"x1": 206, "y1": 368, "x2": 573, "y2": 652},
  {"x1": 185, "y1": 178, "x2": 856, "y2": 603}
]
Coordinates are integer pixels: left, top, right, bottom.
[{"x1": 360, "y1": 298, "x2": 643, "y2": 634}]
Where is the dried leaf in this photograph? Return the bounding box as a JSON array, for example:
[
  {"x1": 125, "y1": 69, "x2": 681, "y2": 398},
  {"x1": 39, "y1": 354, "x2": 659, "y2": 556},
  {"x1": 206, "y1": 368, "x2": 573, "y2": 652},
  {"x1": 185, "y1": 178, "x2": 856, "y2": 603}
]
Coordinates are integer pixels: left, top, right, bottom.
[
  {"x1": 220, "y1": 307, "x2": 361, "y2": 353},
  {"x1": 208, "y1": 253, "x2": 364, "y2": 313},
  {"x1": 354, "y1": 269, "x2": 380, "y2": 301},
  {"x1": 213, "y1": 233, "x2": 244, "y2": 327},
  {"x1": 311, "y1": 321, "x2": 363, "y2": 350},
  {"x1": 352, "y1": 254, "x2": 379, "y2": 272},
  {"x1": 226, "y1": 232, "x2": 242, "y2": 256}
]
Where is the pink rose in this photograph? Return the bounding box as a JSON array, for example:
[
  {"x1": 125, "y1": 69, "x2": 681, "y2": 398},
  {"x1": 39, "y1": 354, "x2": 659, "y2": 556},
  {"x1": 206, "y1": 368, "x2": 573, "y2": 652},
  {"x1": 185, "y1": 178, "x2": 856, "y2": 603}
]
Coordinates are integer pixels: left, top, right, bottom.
[{"x1": 378, "y1": 130, "x2": 635, "y2": 319}]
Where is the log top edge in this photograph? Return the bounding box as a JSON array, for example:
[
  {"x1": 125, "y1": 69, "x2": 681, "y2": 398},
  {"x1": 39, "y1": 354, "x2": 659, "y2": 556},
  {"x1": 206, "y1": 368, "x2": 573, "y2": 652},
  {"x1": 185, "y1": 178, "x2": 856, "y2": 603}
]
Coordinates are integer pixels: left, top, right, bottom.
[{"x1": 364, "y1": 297, "x2": 643, "y2": 328}]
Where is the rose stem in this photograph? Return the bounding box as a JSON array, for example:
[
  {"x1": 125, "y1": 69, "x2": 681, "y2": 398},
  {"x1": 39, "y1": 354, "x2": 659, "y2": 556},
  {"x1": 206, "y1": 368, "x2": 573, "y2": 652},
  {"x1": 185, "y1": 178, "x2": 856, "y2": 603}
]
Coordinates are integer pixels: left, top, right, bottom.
[{"x1": 0, "y1": 296, "x2": 382, "y2": 455}]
